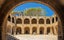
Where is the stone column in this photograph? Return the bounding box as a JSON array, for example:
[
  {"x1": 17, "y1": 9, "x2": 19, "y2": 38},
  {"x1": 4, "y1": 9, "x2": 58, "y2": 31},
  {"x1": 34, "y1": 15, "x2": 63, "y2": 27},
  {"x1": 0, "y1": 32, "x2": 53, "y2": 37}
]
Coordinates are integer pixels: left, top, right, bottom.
[
  {"x1": 30, "y1": 27, "x2": 32, "y2": 34},
  {"x1": 22, "y1": 16, "x2": 24, "y2": 34},
  {"x1": 11, "y1": 16, "x2": 12, "y2": 23},
  {"x1": 44, "y1": 17, "x2": 46, "y2": 24},
  {"x1": 54, "y1": 17, "x2": 56, "y2": 23},
  {"x1": 14, "y1": 17, "x2": 16, "y2": 35},
  {"x1": 50, "y1": 17, "x2": 52, "y2": 24},
  {"x1": 54, "y1": 26, "x2": 57, "y2": 35},
  {"x1": 44, "y1": 27, "x2": 47, "y2": 35},
  {"x1": 50, "y1": 27, "x2": 53, "y2": 34},
  {"x1": 37, "y1": 27, "x2": 39, "y2": 34},
  {"x1": 22, "y1": 27, "x2": 24, "y2": 34}
]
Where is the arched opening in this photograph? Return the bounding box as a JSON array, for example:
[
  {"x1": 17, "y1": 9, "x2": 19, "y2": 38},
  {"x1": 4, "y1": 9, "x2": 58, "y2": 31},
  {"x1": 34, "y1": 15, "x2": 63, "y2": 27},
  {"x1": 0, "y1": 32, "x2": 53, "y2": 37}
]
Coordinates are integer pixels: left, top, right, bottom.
[
  {"x1": 52, "y1": 18, "x2": 54, "y2": 23},
  {"x1": 32, "y1": 27, "x2": 37, "y2": 34},
  {"x1": 46, "y1": 19, "x2": 50, "y2": 24},
  {"x1": 16, "y1": 18, "x2": 22, "y2": 24},
  {"x1": 0, "y1": 0, "x2": 63, "y2": 40},
  {"x1": 24, "y1": 27, "x2": 30, "y2": 34},
  {"x1": 16, "y1": 27, "x2": 22, "y2": 34},
  {"x1": 8, "y1": 15, "x2": 11, "y2": 21},
  {"x1": 39, "y1": 27, "x2": 44, "y2": 34},
  {"x1": 24, "y1": 18, "x2": 30, "y2": 24},
  {"x1": 47, "y1": 27, "x2": 50, "y2": 34},
  {"x1": 56, "y1": 17, "x2": 58, "y2": 21},
  {"x1": 12, "y1": 17, "x2": 14, "y2": 23},
  {"x1": 32, "y1": 18, "x2": 37, "y2": 24},
  {"x1": 39, "y1": 18, "x2": 44, "y2": 24}
]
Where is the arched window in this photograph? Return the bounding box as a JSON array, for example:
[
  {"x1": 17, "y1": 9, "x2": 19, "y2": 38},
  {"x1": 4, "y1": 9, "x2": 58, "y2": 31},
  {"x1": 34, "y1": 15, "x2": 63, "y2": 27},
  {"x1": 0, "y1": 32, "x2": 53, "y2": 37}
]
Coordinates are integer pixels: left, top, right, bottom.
[
  {"x1": 24, "y1": 27, "x2": 30, "y2": 34},
  {"x1": 32, "y1": 27, "x2": 37, "y2": 34},
  {"x1": 39, "y1": 27, "x2": 44, "y2": 34},
  {"x1": 56, "y1": 17, "x2": 58, "y2": 21},
  {"x1": 32, "y1": 18, "x2": 37, "y2": 24},
  {"x1": 39, "y1": 19, "x2": 44, "y2": 24},
  {"x1": 16, "y1": 18, "x2": 22, "y2": 24},
  {"x1": 52, "y1": 18, "x2": 54, "y2": 23},
  {"x1": 16, "y1": 27, "x2": 21, "y2": 34},
  {"x1": 46, "y1": 19, "x2": 50, "y2": 24},
  {"x1": 12, "y1": 17, "x2": 14, "y2": 23},
  {"x1": 24, "y1": 18, "x2": 30, "y2": 24},
  {"x1": 8, "y1": 16, "x2": 11, "y2": 21},
  {"x1": 47, "y1": 27, "x2": 50, "y2": 34}
]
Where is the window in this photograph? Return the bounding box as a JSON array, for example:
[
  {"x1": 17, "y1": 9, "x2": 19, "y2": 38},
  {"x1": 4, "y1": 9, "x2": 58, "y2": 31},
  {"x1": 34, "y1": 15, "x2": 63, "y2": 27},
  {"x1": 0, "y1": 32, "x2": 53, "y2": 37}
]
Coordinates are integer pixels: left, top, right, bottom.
[
  {"x1": 39, "y1": 19, "x2": 44, "y2": 24},
  {"x1": 56, "y1": 17, "x2": 58, "y2": 21},
  {"x1": 8, "y1": 16, "x2": 11, "y2": 21},
  {"x1": 16, "y1": 27, "x2": 22, "y2": 34},
  {"x1": 52, "y1": 18, "x2": 54, "y2": 23},
  {"x1": 24, "y1": 18, "x2": 30, "y2": 24},
  {"x1": 47, "y1": 27, "x2": 50, "y2": 34},
  {"x1": 24, "y1": 27, "x2": 30, "y2": 34},
  {"x1": 40, "y1": 27, "x2": 44, "y2": 34},
  {"x1": 32, "y1": 27, "x2": 37, "y2": 34},
  {"x1": 16, "y1": 18, "x2": 22, "y2": 24},
  {"x1": 46, "y1": 19, "x2": 50, "y2": 24},
  {"x1": 32, "y1": 18, "x2": 37, "y2": 24}
]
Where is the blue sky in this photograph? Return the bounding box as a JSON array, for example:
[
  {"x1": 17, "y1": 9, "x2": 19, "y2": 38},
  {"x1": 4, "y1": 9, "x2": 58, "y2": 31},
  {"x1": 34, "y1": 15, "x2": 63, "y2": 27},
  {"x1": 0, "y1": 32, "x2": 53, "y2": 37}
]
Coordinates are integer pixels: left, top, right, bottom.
[{"x1": 13, "y1": 2, "x2": 54, "y2": 16}]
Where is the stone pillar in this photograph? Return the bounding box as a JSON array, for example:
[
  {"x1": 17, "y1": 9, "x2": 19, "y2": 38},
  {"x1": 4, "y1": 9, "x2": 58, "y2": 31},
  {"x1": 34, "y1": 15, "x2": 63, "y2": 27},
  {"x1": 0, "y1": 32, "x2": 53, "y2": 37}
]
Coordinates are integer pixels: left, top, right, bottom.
[
  {"x1": 37, "y1": 27, "x2": 39, "y2": 34},
  {"x1": 54, "y1": 26, "x2": 57, "y2": 35},
  {"x1": 22, "y1": 16, "x2": 24, "y2": 34},
  {"x1": 11, "y1": 16, "x2": 12, "y2": 23},
  {"x1": 50, "y1": 17, "x2": 52, "y2": 24},
  {"x1": 14, "y1": 17, "x2": 16, "y2": 35},
  {"x1": 44, "y1": 27, "x2": 47, "y2": 35},
  {"x1": 30, "y1": 27, "x2": 32, "y2": 34},
  {"x1": 22, "y1": 27, "x2": 24, "y2": 34},
  {"x1": 44, "y1": 17, "x2": 46, "y2": 24},
  {"x1": 54, "y1": 16, "x2": 56, "y2": 23}
]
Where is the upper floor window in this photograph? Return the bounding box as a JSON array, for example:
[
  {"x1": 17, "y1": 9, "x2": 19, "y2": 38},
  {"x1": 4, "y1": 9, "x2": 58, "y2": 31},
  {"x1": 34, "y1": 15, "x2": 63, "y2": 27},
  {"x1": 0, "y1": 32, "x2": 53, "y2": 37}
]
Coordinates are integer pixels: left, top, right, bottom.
[
  {"x1": 46, "y1": 19, "x2": 50, "y2": 24},
  {"x1": 16, "y1": 18, "x2": 22, "y2": 24},
  {"x1": 39, "y1": 18, "x2": 44, "y2": 24},
  {"x1": 32, "y1": 18, "x2": 37, "y2": 24},
  {"x1": 24, "y1": 18, "x2": 30, "y2": 24}
]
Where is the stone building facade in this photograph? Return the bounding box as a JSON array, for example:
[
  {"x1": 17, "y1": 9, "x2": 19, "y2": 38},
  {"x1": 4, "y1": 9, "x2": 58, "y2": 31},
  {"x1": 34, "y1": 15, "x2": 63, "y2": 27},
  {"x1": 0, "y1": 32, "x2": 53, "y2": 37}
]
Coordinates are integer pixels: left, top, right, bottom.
[{"x1": 6, "y1": 13, "x2": 63, "y2": 40}]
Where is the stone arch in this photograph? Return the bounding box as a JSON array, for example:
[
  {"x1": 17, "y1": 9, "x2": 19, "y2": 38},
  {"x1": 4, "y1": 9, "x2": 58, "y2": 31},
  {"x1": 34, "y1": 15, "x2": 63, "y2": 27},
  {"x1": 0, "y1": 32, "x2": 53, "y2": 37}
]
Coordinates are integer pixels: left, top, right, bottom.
[
  {"x1": 46, "y1": 19, "x2": 50, "y2": 24},
  {"x1": 16, "y1": 18, "x2": 22, "y2": 24},
  {"x1": 32, "y1": 27, "x2": 37, "y2": 34},
  {"x1": 39, "y1": 27, "x2": 44, "y2": 34},
  {"x1": 0, "y1": 0, "x2": 63, "y2": 40},
  {"x1": 24, "y1": 18, "x2": 30, "y2": 24},
  {"x1": 24, "y1": 27, "x2": 30, "y2": 34},
  {"x1": 39, "y1": 18, "x2": 44, "y2": 24},
  {"x1": 16, "y1": 27, "x2": 22, "y2": 34},
  {"x1": 32, "y1": 18, "x2": 37, "y2": 24}
]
